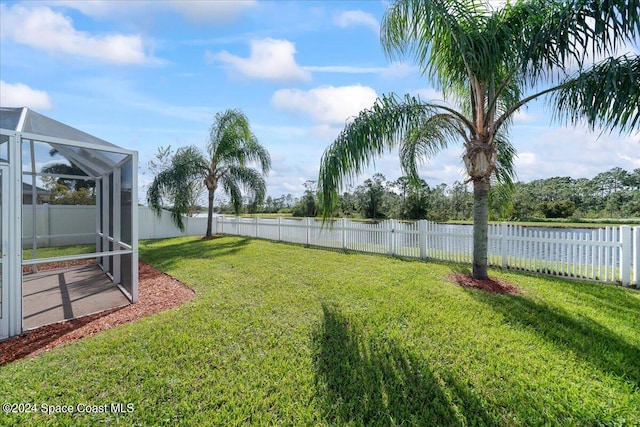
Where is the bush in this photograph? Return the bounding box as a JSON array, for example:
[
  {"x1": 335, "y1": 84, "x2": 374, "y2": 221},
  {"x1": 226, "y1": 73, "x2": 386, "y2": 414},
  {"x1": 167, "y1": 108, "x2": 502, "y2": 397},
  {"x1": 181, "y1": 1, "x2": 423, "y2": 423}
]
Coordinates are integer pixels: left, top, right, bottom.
[{"x1": 537, "y1": 200, "x2": 576, "y2": 218}]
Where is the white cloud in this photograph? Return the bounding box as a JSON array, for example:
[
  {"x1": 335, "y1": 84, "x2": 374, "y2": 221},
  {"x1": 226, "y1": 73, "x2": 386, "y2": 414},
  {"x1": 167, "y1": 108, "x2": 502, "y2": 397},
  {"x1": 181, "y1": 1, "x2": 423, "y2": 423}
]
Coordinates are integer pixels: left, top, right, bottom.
[
  {"x1": 0, "y1": 4, "x2": 155, "y2": 65},
  {"x1": 212, "y1": 39, "x2": 311, "y2": 83},
  {"x1": 511, "y1": 124, "x2": 640, "y2": 182},
  {"x1": 334, "y1": 10, "x2": 379, "y2": 33},
  {"x1": 271, "y1": 85, "x2": 378, "y2": 124},
  {"x1": 514, "y1": 151, "x2": 537, "y2": 168},
  {"x1": 414, "y1": 87, "x2": 461, "y2": 110},
  {"x1": 167, "y1": 0, "x2": 257, "y2": 24},
  {"x1": 303, "y1": 61, "x2": 417, "y2": 77},
  {"x1": 303, "y1": 65, "x2": 386, "y2": 74},
  {"x1": 308, "y1": 124, "x2": 344, "y2": 141},
  {"x1": 50, "y1": 0, "x2": 257, "y2": 25},
  {"x1": 415, "y1": 88, "x2": 444, "y2": 101},
  {"x1": 512, "y1": 110, "x2": 536, "y2": 123},
  {"x1": 0, "y1": 81, "x2": 52, "y2": 109},
  {"x1": 381, "y1": 61, "x2": 419, "y2": 79}
]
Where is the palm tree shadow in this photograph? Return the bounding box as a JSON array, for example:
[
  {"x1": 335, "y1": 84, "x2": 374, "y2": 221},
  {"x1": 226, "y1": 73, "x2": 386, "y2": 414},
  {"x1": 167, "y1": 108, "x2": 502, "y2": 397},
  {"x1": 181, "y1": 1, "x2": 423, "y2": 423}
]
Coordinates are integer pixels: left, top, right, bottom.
[
  {"x1": 140, "y1": 236, "x2": 251, "y2": 269},
  {"x1": 312, "y1": 303, "x2": 498, "y2": 426},
  {"x1": 466, "y1": 290, "x2": 640, "y2": 386}
]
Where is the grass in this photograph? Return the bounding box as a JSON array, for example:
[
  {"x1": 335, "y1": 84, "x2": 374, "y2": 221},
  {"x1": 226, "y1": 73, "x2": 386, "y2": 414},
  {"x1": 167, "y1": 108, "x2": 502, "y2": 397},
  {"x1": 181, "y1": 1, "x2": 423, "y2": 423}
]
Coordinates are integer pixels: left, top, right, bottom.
[
  {"x1": 1, "y1": 236, "x2": 639, "y2": 426},
  {"x1": 22, "y1": 244, "x2": 96, "y2": 260}
]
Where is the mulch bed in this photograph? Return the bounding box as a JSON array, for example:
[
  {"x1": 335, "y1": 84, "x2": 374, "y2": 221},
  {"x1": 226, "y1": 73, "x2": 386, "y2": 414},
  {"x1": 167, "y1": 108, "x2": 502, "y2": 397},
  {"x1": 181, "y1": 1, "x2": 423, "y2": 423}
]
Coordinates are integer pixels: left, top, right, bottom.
[
  {"x1": 450, "y1": 273, "x2": 519, "y2": 294},
  {"x1": 1, "y1": 261, "x2": 194, "y2": 365},
  {"x1": 22, "y1": 258, "x2": 95, "y2": 273}
]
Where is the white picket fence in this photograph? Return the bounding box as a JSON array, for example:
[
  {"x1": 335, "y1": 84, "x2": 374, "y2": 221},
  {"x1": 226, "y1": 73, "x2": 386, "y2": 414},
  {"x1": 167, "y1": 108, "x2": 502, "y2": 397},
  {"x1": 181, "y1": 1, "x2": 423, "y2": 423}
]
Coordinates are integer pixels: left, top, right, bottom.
[
  {"x1": 213, "y1": 216, "x2": 640, "y2": 287},
  {"x1": 22, "y1": 205, "x2": 639, "y2": 286}
]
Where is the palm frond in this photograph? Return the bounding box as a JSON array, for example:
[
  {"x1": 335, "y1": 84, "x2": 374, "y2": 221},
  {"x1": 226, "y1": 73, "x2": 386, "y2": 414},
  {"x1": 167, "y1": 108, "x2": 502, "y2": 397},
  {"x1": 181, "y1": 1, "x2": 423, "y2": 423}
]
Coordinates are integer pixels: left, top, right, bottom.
[
  {"x1": 516, "y1": 0, "x2": 640, "y2": 86},
  {"x1": 146, "y1": 146, "x2": 207, "y2": 231},
  {"x1": 220, "y1": 178, "x2": 243, "y2": 215},
  {"x1": 208, "y1": 109, "x2": 253, "y2": 158},
  {"x1": 399, "y1": 113, "x2": 466, "y2": 185},
  {"x1": 223, "y1": 165, "x2": 267, "y2": 214},
  {"x1": 492, "y1": 130, "x2": 517, "y2": 187},
  {"x1": 551, "y1": 54, "x2": 640, "y2": 133},
  {"x1": 240, "y1": 135, "x2": 272, "y2": 175},
  {"x1": 318, "y1": 94, "x2": 470, "y2": 218},
  {"x1": 382, "y1": 0, "x2": 492, "y2": 88}
]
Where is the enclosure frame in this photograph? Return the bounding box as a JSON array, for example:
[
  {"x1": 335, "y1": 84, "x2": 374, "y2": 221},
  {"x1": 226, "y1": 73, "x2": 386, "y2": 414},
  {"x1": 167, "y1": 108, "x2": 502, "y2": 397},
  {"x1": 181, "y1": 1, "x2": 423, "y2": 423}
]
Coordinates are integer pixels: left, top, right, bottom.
[{"x1": 0, "y1": 107, "x2": 138, "y2": 340}]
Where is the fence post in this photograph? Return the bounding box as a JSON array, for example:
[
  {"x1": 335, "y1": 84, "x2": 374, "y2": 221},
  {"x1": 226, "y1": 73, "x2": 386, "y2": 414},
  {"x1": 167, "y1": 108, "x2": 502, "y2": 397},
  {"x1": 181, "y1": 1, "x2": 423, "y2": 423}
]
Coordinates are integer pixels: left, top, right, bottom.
[
  {"x1": 388, "y1": 219, "x2": 395, "y2": 255},
  {"x1": 305, "y1": 217, "x2": 311, "y2": 245},
  {"x1": 419, "y1": 220, "x2": 427, "y2": 259},
  {"x1": 254, "y1": 216, "x2": 259, "y2": 238},
  {"x1": 620, "y1": 226, "x2": 631, "y2": 286},
  {"x1": 633, "y1": 227, "x2": 639, "y2": 287},
  {"x1": 501, "y1": 222, "x2": 508, "y2": 269},
  {"x1": 341, "y1": 218, "x2": 346, "y2": 249},
  {"x1": 277, "y1": 216, "x2": 282, "y2": 241}
]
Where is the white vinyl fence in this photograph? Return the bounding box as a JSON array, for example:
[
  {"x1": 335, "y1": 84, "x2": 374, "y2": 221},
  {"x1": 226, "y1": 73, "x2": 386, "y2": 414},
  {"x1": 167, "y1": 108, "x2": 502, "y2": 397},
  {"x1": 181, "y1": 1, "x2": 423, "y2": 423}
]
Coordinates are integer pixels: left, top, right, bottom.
[
  {"x1": 23, "y1": 205, "x2": 639, "y2": 286},
  {"x1": 213, "y1": 216, "x2": 640, "y2": 287}
]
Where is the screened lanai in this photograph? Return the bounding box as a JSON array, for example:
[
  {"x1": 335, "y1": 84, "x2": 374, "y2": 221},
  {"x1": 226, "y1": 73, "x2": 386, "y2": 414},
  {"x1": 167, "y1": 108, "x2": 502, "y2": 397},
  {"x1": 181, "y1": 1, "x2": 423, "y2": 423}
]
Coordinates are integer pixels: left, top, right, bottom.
[{"x1": 0, "y1": 107, "x2": 138, "y2": 340}]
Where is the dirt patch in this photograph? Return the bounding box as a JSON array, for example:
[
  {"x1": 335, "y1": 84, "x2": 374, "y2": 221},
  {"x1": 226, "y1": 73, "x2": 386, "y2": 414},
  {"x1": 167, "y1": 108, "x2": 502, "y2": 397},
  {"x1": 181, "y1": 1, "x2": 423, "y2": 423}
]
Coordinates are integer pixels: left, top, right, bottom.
[
  {"x1": 450, "y1": 273, "x2": 519, "y2": 294},
  {"x1": 0, "y1": 261, "x2": 194, "y2": 365}
]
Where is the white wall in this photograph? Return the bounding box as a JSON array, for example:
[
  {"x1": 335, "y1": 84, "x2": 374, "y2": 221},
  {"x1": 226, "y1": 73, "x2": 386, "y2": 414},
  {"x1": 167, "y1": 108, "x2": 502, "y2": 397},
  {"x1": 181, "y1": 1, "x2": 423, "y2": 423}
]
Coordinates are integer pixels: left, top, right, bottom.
[
  {"x1": 137, "y1": 206, "x2": 208, "y2": 239},
  {"x1": 22, "y1": 204, "x2": 96, "y2": 248},
  {"x1": 23, "y1": 205, "x2": 208, "y2": 247}
]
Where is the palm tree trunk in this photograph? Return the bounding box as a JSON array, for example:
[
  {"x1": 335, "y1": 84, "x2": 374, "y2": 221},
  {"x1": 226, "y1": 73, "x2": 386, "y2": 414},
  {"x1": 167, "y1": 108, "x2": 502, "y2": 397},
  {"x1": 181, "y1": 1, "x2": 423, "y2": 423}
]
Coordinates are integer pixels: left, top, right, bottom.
[
  {"x1": 472, "y1": 178, "x2": 490, "y2": 279},
  {"x1": 206, "y1": 188, "x2": 215, "y2": 238}
]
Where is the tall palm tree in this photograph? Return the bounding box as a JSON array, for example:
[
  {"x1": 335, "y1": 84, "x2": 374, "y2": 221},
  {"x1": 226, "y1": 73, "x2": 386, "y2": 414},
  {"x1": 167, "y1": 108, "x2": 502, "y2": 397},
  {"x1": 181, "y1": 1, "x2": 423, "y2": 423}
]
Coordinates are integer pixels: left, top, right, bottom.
[
  {"x1": 148, "y1": 109, "x2": 271, "y2": 238},
  {"x1": 319, "y1": 0, "x2": 639, "y2": 279}
]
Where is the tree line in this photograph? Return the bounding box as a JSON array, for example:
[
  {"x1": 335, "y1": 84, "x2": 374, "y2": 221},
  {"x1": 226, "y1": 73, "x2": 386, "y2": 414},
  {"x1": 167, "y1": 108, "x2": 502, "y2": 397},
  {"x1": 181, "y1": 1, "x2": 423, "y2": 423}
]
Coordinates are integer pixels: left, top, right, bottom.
[{"x1": 216, "y1": 167, "x2": 640, "y2": 221}]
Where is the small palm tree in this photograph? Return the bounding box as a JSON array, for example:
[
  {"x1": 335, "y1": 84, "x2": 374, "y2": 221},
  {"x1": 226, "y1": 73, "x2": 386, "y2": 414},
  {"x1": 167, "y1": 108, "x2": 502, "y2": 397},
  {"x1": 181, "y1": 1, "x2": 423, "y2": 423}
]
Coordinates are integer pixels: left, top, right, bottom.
[
  {"x1": 148, "y1": 109, "x2": 271, "y2": 238},
  {"x1": 319, "y1": 0, "x2": 639, "y2": 279}
]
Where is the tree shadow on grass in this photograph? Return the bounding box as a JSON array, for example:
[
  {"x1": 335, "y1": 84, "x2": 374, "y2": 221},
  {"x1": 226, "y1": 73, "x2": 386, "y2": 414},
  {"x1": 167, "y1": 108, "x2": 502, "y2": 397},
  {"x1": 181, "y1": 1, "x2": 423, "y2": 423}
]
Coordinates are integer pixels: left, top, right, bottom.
[
  {"x1": 139, "y1": 236, "x2": 251, "y2": 270},
  {"x1": 312, "y1": 303, "x2": 499, "y2": 426},
  {"x1": 466, "y1": 289, "x2": 640, "y2": 387},
  {"x1": 558, "y1": 280, "x2": 640, "y2": 319}
]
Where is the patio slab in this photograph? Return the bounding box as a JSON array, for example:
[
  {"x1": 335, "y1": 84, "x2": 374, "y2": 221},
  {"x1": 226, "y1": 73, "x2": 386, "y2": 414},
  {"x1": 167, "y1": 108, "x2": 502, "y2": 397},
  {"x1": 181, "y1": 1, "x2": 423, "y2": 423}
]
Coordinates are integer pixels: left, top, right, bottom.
[{"x1": 23, "y1": 264, "x2": 130, "y2": 330}]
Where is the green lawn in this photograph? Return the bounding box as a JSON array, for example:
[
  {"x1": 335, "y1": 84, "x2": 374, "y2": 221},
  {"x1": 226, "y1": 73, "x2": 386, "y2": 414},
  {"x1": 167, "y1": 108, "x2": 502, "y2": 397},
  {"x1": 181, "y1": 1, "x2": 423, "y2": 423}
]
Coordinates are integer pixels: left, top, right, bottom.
[
  {"x1": 22, "y1": 244, "x2": 96, "y2": 260},
  {"x1": 1, "y1": 236, "x2": 639, "y2": 426}
]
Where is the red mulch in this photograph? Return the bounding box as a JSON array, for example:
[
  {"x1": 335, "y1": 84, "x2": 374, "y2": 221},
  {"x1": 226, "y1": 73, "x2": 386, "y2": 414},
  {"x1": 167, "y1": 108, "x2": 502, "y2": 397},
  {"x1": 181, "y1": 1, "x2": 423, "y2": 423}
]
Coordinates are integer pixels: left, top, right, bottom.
[
  {"x1": 23, "y1": 258, "x2": 94, "y2": 273},
  {"x1": 0, "y1": 261, "x2": 194, "y2": 365},
  {"x1": 450, "y1": 273, "x2": 519, "y2": 294}
]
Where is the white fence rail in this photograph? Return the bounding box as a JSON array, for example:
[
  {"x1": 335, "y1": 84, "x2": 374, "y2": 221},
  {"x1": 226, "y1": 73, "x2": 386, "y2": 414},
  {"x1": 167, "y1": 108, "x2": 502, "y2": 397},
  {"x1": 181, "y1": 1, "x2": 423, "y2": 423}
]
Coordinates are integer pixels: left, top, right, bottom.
[
  {"x1": 22, "y1": 205, "x2": 639, "y2": 286},
  {"x1": 213, "y1": 216, "x2": 640, "y2": 287}
]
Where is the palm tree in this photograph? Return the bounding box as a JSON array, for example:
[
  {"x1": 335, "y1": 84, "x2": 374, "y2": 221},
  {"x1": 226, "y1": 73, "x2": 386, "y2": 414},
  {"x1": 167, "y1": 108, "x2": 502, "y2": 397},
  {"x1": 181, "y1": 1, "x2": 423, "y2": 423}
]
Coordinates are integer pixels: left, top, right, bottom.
[
  {"x1": 318, "y1": 0, "x2": 639, "y2": 279},
  {"x1": 148, "y1": 109, "x2": 271, "y2": 238}
]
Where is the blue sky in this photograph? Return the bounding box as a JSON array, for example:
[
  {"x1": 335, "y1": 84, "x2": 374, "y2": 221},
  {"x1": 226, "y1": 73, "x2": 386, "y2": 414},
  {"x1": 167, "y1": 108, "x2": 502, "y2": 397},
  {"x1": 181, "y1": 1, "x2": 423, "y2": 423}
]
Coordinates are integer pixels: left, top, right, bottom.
[{"x1": 1, "y1": 0, "x2": 638, "y2": 204}]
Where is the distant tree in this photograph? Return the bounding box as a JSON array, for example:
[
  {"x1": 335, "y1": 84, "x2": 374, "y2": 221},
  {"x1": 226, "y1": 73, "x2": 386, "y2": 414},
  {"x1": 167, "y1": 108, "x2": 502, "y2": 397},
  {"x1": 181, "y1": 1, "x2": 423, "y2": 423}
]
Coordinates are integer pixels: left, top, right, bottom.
[
  {"x1": 356, "y1": 173, "x2": 388, "y2": 219},
  {"x1": 292, "y1": 181, "x2": 318, "y2": 217},
  {"x1": 42, "y1": 148, "x2": 94, "y2": 192},
  {"x1": 41, "y1": 177, "x2": 95, "y2": 205},
  {"x1": 147, "y1": 109, "x2": 271, "y2": 237},
  {"x1": 401, "y1": 178, "x2": 430, "y2": 220},
  {"x1": 449, "y1": 181, "x2": 473, "y2": 219},
  {"x1": 427, "y1": 183, "x2": 450, "y2": 222},
  {"x1": 537, "y1": 200, "x2": 576, "y2": 218}
]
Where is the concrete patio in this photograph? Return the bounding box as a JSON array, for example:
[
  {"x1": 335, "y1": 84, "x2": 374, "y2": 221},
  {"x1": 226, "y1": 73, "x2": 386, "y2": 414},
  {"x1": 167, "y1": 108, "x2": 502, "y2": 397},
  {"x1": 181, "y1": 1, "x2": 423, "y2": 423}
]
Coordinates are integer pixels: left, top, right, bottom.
[{"x1": 22, "y1": 264, "x2": 130, "y2": 330}]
